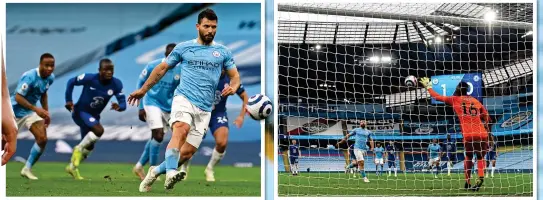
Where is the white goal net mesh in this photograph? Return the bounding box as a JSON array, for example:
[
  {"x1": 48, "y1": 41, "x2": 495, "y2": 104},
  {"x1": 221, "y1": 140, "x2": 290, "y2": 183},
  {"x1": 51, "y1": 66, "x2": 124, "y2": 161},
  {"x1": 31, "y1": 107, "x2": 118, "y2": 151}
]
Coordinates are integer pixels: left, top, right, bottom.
[{"x1": 277, "y1": 3, "x2": 533, "y2": 197}]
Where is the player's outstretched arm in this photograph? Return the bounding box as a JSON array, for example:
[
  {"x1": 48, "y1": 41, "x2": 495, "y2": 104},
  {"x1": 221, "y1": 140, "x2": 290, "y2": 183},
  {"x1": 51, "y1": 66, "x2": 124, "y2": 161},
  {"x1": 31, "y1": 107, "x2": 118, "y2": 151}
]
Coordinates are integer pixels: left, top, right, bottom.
[
  {"x1": 1, "y1": 54, "x2": 17, "y2": 166},
  {"x1": 420, "y1": 77, "x2": 453, "y2": 104},
  {"x1": 233, "y1": 89, "x2": 248, "y2": 128},
  {"x1": 113, "y1": 81, "x2": 127, "y2": 112},
  {"x1": 222, "y1": 67, "x2": 241, "y2": 96},
  {"x1": 128, "y1": 62, "x2": 170, "y2": 105}
]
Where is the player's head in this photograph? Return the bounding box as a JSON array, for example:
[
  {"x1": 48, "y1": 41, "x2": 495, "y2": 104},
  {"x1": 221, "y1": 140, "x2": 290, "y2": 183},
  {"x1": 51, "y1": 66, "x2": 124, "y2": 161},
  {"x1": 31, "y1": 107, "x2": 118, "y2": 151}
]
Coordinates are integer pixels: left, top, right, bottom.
[
  {"x1": 432, "y1": 138, "x2": 438, "y2": 144},
  {"x1": 291, "y1": 139, "x2": 297, "y2": 145},
  {"x1": 376, "y1": 143, "x2": 381, "y2": 147},
  {"x1": 39, "y1": 53, "x2": 55, "y2": 78},
  {"x1": 389, "y1": 141, "x2": 394, "y2": 145},
  {"x1": 453, "y1": 81, "x2": 470, "y2": 96},
  {"x1": 98, "y1": 58, "x2": 114, "y2": 80},
  {"x1": 165, "y1": 43, "x2": 177, "y2": 57},
  {"x1": 359, "y1": 120, "x2": 367, "y2": 128},
  {"x1": 196, "y1": 8, "x2": 218, "y2": 45},
  {"x1": 447, "y1": 134, "x2": 451, "y2": 141}
]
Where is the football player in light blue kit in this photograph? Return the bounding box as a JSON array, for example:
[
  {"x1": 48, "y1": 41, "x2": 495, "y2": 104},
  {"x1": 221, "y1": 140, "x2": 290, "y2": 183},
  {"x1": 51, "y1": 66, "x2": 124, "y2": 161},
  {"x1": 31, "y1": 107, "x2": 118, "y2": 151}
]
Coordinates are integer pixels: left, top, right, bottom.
[
  {"x1": 12, "y1": 53, "x2": 55, "y2": 180},
  {"x1": 427, "y1": 138, "x2": 442, "y2": 178},
  {"x1": 373, "y1": 143, "x2": 385, "y2": 176},
  {"x1": 129, "y1": 8, "x2": 241, "y2": 192},
  {"x1": 337, "y1": 120, "x2": 374, "y2": 182},
  {"x1": 132, "y1": 43, "x2": 181, "y2": 180}
]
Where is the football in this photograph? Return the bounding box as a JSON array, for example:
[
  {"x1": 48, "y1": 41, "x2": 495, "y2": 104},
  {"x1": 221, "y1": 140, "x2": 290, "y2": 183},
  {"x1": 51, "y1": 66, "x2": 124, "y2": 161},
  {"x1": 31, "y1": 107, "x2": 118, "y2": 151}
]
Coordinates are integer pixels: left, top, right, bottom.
[
  {"x1": 404, "y1": 75, "x2": 417, "y2": 87},
  {"x1": 247, "y1": 94, "x2": 273, "y2": 120}
]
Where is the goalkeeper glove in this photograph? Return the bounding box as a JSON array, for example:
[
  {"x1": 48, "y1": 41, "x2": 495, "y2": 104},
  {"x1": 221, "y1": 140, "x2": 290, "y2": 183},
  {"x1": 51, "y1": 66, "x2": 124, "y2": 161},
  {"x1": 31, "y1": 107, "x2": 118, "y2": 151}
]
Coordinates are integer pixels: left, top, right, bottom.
[{"x1": 419, "y1": 77, "x2": 431, "y2": 89}]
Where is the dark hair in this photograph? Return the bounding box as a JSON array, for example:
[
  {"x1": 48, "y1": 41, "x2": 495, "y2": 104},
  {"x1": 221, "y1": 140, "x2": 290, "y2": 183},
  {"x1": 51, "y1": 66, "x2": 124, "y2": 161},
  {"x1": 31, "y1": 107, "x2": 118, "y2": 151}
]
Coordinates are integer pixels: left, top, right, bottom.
[
  {"x1": 198, "y1": 8, "x2": 218, "y2": 24},
  {"x1": 99, "y1": 58, "x2": 113, "y2": 68},
  {"x1": 165, "y1": 43, "x2": 177, "y2": 57},
  {"x1": 40, "y1": 53, "x2": 54, "y2": 62},
  {"x1": 454, "y1": 81, "x2": 470, "y2": 96},
  {"x1": 166, "y1": 43, "x2": 177, "y2": 50}
]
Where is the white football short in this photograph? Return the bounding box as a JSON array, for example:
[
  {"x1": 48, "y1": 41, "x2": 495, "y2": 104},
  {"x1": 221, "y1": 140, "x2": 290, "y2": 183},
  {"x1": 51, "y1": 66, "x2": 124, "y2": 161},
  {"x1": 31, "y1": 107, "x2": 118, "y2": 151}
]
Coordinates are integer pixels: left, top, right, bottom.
[
  {"x1": 429, "y1": 157, "x2": 441, "y2": 165},
  {"x1": 374, "y1": 158, "x2": 384, "y2": 165},
  {"x1": 15, "y1": 112, "x2": 43, "y2": 130},
  {"x1": 353, "y1": 149, "x2": 366, "y2": 161},
  {"x1": 144, "y1": 105, "x2": 171, "y2": 133},
  {"x1": 169, "y1": 95, "x2": 211, "y2": 149}
]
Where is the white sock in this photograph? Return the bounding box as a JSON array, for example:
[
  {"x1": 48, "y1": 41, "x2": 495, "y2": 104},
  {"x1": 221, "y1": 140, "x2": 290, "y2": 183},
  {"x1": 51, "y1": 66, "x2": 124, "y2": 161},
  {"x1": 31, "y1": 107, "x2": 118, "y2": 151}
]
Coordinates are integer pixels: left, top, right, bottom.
[
  {"x1": 388, "y1": 168, "x2": 391, "y2": 175},
  {"x1": 206, "y1": 148, "x2": 225, "y2": 170},
  {"x1": 447, "y1": 162, "x2": 452, "y2": 174},
  {"x1": 394, "y1": 167, "x2": 397, "y2": 175},
  {"x1": 78, "y1": 132, "x2": 99, "y2": 149},
  {"x1": 181, "y1": 158, "x2": 192, "y2": 172},
  {"x1": 491, "y1": 167, "x2": 495, "y2": 176}
]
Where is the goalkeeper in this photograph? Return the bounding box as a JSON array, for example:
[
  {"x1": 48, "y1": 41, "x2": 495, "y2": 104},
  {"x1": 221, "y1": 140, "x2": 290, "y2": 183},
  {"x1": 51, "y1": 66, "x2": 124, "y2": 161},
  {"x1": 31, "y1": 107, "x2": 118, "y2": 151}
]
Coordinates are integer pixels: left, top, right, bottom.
[{"x1": 419, "y1": 77, "x2": 492, "y2": 191}]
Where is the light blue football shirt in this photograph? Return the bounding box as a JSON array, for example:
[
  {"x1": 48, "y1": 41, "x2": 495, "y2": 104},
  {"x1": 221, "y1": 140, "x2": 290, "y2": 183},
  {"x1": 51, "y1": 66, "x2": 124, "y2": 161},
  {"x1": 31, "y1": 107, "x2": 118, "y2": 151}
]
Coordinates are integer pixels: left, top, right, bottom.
[
  {"x1": 165, "y1": 39, "x2": 236, "y2": 112},
  {"x1": 428, "y1": 143, "x2": 441, "y2": 158},
  {"x1": 11, "y1": 68, "x2": 55, "y2": 118},
  {"x1": 137, "y1": 58, "x2": 181, "y2": 113},
  {"x1": 374, "y1": 146, "x2": 384, "y2": 159},
  {"x1": 349, "y1": 128, "x2": 373, "y2": 150}
]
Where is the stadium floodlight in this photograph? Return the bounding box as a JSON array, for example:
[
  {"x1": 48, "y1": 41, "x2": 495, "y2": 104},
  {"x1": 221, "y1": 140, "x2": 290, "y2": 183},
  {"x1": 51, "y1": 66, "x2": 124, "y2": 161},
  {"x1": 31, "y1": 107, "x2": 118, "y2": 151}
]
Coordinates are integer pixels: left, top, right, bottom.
[
  {"x1": 315, "y1": 44, "x2": 322, "y2": 50},
  {"x1": 369, "y1": 56, "x2": 380, "y2": 63},
  {"x1": 434, "y1": 37, "x2": 442, "y2": 44},
  {"x1": 484, "y1": 10, "x2": 497, "y2": 22},
  {"x1": 381, "y1": 56, "x2": 392, "y2": 63}
]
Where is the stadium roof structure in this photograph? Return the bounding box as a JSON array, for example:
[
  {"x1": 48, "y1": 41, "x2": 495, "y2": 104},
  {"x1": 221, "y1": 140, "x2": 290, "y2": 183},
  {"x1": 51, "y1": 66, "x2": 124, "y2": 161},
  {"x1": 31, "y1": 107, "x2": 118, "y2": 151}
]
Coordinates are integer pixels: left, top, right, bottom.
[{"x1": 278, "y1": 3, "x2": 533, "y2": 106}]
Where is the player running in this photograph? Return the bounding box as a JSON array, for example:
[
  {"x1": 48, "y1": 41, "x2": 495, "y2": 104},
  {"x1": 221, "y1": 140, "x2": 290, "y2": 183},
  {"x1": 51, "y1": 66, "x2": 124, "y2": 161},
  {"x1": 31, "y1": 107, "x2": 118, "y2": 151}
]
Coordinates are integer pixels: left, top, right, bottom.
[
  {"x1": 288, "y1": 139, "x2": 300, "y2": 176},
  {"x1": 385, "y1": 141, "x2": 398, "y2": 177},
  {"x1": 420, "y1": 77, "x2": 492, "y2": 191},
  {"x1": 445, "y1": 134, "x2": 457, "y2": 176},
  {"x1": 374, "y1": 143, "x2": 384, "y2": 176},
  {"x1": 130, "y1": 8, "x2": 241, "y2": 192},
  {"x1": 178, "y1": 69, "x2": 248, "y2": 181},
  {"x1": 427, "y1": 138, "x2": 442, "y2": 178},
  {"x1": 337, "y1": 120, "x2": 374, "y2": 182},
  {"x1": 12, "y1": 53, "x2": 55, "y2": 179},
  {"x1": 486, "y1": 134, "x2": 497, "y2": 178},
  {"x1": 132, "y1": 43, "x2": 181, "y2": 180},
  {"x1": 64, "y1": 58, "x2": 126, "y2": 179}
]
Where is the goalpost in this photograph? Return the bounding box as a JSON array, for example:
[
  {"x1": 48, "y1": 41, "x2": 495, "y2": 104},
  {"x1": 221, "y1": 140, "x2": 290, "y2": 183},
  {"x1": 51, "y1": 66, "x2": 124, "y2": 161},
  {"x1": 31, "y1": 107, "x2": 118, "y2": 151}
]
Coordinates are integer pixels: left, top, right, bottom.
[{"x1": 277, "y1": 3, "x2": 533, "y2": 197}]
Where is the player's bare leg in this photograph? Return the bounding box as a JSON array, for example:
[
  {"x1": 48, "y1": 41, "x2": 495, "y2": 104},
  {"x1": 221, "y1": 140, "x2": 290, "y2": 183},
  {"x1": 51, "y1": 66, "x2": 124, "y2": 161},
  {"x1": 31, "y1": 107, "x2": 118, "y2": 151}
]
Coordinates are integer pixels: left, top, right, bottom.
[
  {"x1": 134, "y1": 128, "x2": 164, "y2": 180},
  {"x1": 205, "y1": 127, "x2": 228, "y2": 182},
  {"x1": 358, "y1": 160, "x2": 369, "y2": 182},
  {"x1": 162, "y1": 121, "x2": 190, "y2": 191},
  {"x1": 21, "y1": 121, "x2": 47, "y2": 180}
]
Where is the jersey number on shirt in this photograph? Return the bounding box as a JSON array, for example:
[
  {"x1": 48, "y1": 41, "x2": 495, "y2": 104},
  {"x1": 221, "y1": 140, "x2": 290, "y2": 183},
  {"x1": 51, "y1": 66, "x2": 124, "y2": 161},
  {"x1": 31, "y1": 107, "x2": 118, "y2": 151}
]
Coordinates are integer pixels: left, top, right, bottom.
[{"x1": 462, "y1": 102, "x2": 478, "y2": 116}]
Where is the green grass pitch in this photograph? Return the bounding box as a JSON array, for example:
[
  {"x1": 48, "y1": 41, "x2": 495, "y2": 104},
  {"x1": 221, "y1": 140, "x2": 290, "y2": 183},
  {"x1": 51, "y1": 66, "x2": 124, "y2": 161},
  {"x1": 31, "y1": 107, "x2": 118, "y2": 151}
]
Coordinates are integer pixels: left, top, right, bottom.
[
  {"x1": 7, "y1": 162, "x2": 260, "y2": 196},
  {"x1": 279, "y1": 172, "x2": 533, "y2": 197}
]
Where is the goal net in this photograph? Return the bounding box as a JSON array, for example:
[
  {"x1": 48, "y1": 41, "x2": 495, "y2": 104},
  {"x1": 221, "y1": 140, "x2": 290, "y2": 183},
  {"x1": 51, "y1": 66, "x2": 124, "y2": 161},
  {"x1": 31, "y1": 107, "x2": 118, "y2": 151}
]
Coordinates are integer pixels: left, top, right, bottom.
[{"x1": 277, "y1": 3, "x2": 533, "y2": 197}]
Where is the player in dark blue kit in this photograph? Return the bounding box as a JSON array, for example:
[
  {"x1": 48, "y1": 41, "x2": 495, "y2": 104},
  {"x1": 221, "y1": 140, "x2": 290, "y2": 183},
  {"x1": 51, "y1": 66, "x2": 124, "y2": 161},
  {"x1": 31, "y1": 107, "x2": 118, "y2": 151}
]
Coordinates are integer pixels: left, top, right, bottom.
[
  {"x1": 486, "y1": 134, "x2": 497, "y2": 178},
  {"x1": 385, "y1": 141, "x2": 397, "y2": 177},
  {"x1": 179, "y1": 70, "x2": 248, "y2": 182},
  {"x1": 64, "y1": 58, "x2": 127, "y2": 179},
  {"x1": 289, "y1": 139, "x2": 301, "y2": 175},
  {"x1": 445, "y1": 134, "x2": 457, "y2": 176}
]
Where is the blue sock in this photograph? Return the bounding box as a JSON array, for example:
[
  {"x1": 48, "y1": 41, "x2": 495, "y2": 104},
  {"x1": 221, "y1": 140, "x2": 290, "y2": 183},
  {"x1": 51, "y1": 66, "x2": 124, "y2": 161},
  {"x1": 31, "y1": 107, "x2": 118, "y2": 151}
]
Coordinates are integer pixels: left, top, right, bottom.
[
  {"x1": 154, "y1": 161, "x2": 167, "y2": 175},
  {"x1": 149, "y1": 139, "x2": 161, "y2": 166},
  {"x1": 360, "y1": 170, "x2": 366, "y2": 178},
  {"x1": 137, "y1": 140, "x2": 151, "y2": 166},
  {"x1": 347, "y1": 163, "x2": 354, "y2": 168},
  {"x1": 26, "y1": 143, "x2": 44, "y2": 168},
  {"x1": 381, "y1": 165, "x2": 384, "y2": 174},
  {"x1": 165, "y1": 148, "x2": 180, "y2": 172},
  {"x1": 436, "y1": 166, "x2": 440, "y2": 175}
]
